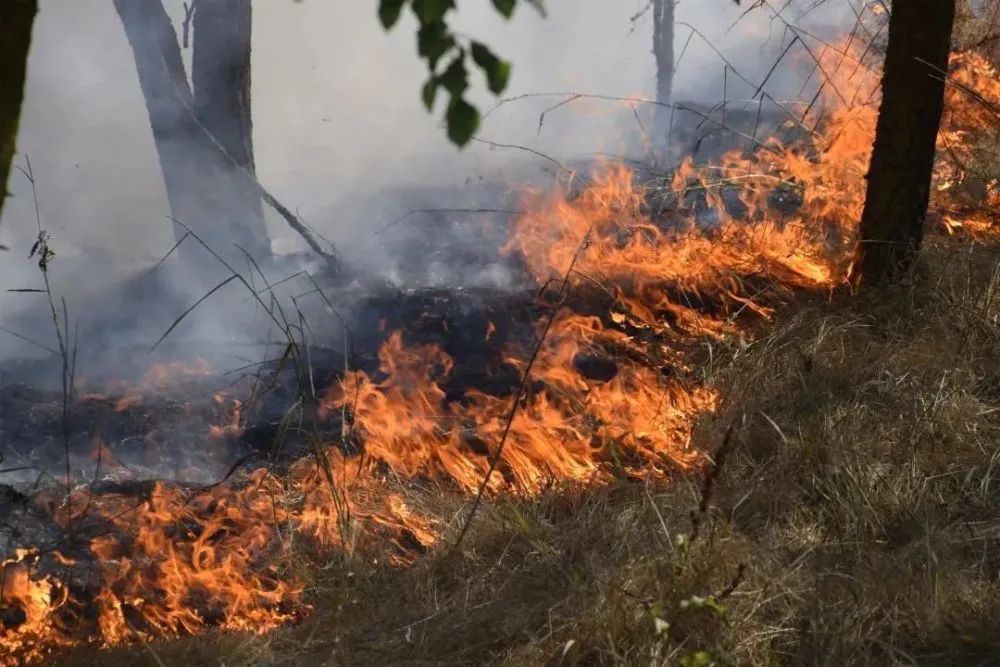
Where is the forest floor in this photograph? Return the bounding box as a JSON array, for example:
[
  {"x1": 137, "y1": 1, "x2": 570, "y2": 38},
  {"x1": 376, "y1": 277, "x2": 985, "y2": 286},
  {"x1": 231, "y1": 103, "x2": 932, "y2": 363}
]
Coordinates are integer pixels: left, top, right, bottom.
[{"x1": 51, "y1": 236, "x2": 1000, "y2": 666}]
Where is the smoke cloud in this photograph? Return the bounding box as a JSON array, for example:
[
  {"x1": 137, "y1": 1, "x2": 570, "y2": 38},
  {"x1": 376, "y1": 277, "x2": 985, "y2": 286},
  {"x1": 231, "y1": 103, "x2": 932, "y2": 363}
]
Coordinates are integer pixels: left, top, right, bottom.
[{"x1": 0, "y1": 0, "x2": 853, "y2": 364}]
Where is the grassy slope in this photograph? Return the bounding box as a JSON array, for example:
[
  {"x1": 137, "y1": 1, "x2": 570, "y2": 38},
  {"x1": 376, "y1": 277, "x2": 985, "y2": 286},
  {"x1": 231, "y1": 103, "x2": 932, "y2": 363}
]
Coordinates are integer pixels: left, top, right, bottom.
[{"x1": 56, "y1": 238, "x2": 1000, "y2": 666}]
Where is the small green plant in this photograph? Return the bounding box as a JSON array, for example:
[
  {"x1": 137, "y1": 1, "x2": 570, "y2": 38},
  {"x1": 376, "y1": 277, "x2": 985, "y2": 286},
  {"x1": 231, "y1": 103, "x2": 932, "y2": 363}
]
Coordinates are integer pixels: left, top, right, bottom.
[{"x1": 680, "y1": 649, "x2": 717, "y2": 667}]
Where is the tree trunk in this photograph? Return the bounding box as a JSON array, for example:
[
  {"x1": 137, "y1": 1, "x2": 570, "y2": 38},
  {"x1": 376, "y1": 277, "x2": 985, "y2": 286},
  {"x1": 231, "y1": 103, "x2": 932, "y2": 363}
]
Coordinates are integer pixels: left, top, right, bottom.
[
  {"x1": 855, "y1": 0, "x2": 956, "y2": 284},
  {"x1": 0, "y1": 0, "x2": 38, "y2": 224},
  {"x1": 114, "y1": 0, "x2": 270, "y2": 272},
  {"x1": 191, "y1": 0, "x2": 267, "y2": 258},
  {"x1": 651, "y1": 0, "x2": 674, "y2": 157}
]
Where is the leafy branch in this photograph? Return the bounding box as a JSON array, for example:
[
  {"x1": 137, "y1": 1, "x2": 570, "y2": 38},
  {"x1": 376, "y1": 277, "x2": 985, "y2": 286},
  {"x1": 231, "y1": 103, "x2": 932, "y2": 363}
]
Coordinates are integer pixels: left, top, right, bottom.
[{"x1": 378, "y1": 0, "x2": 544, "y2": 146}]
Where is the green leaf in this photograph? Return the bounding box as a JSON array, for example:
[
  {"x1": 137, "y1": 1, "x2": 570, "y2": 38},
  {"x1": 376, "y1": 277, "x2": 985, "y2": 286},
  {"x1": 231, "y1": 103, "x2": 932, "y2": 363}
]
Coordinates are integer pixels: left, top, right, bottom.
[
  {"x1": 507, "y1": 505, "x2": 539, "y2": 538},
  {"x1": 422, "y1": 76, "x2": 439, "y2": 111},
  {"x1": 470, "y1": 41, "x2": 511, "y2": 94},
  {"x1": 701, "y1": 596, "x2": 728, "y2": 620},
  {"x1": 417, "y1": 21, "x2": 454, "y2": 70},
  {"x1": 446, "y1": 97, "x2": 480, "y2": 146},
  {"x1": 492, "y1": 0, "x2": 516, "y2": 18},
  {"x1": 525, "y1": 0, "x2": 547, "y2": 17},
  {"x1": 679, "y1": 595, "x2": 728, "y2": 620},
  {"x1": 680, "y1": 650, "x2": 715, "y2": 667},
  {"x1": 412, "y1": 0, "x2": 454, "y2": 24},
  {"x1": 439, "y1": 53, "x2": 468, "y2": 97},
  {"x1": 378, "y1": 0, "x2": 406, "y2": 29}
]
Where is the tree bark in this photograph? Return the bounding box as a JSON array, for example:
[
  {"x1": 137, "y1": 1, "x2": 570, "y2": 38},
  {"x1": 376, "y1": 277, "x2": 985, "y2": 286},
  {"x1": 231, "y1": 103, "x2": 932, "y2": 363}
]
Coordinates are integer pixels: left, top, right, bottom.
[
  {"x1": 114, "y1": 0, "x2": 270, "y2": 271},
  {"x1": 651, "y1": 0, "x2": 675, "y2": 156},
  {"x1": 191, "y1": 0, "x2": 267, "y2": 258},
  {"x1": 0, "y1": 0, "x2": 38, "y2": 224},
  {"x1": 855, "y1": 0, "x2": 957, "y2": 284}
]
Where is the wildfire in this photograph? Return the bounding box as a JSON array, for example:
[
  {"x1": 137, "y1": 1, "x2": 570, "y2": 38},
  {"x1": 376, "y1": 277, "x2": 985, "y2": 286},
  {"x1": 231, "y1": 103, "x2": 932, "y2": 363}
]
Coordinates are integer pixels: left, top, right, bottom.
[
  {"x1": 84, "y1": 477, "x2": 301, "y2": 641},
  {"x1": 0, "y1": 551, "x2": 70, "y2": 664},
  {"x1": 936, "y1": 51, "x2": 1000, "y2": 239},
  {"x1": 3, "y1": 37, "x2": 999, "y2": 665}
]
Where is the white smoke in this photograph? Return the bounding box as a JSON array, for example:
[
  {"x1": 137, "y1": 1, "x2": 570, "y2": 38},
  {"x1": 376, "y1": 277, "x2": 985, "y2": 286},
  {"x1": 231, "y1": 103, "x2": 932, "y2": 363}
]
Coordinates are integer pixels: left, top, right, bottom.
[{"x1": 0, "y1": 0, "x2": 855, "y2": 362}]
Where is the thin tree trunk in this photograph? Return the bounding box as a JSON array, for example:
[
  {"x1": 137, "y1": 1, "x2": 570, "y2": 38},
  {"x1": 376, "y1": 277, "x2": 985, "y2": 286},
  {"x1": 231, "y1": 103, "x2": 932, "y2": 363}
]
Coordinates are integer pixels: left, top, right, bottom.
[
  {"x1": 0, "y1": 0, "x2": 38, "y2": 224},
  {"x1": 855, "y1": 0, "x2": 957, "y2": 284},
  {"x1": 192, "y1": 0, "x2": 268, "y2": 258},
  {"x1": 114, "y1": 0, "x2": 269, "y2": 270},
  {"x1": 651, "y1": 0, "x2": 674, "y2": 156}
]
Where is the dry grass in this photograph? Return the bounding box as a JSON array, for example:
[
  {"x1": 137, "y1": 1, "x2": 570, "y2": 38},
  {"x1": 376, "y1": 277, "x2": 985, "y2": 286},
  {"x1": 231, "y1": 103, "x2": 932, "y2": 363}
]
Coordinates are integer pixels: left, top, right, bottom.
[{"x1": 48, "y1": 236, "x2": 1000, "y2": 667}]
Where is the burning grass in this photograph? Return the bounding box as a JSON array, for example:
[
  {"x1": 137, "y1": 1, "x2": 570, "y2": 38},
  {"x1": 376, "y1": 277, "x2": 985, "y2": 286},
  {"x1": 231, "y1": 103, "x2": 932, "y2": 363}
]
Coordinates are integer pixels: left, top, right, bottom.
[
  {"x1": 4, "y1": 37, "x2": 1000, "y2": 666},
  {"x1": 46, "y1": 237, "x2": 1000, "y2": 666}
]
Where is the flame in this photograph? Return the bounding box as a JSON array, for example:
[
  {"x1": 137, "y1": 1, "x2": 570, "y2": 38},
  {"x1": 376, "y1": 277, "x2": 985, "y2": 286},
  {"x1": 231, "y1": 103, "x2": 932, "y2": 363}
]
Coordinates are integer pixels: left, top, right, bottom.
[
  {"x1": 63, "y1": 474, "x2": 301, "y2": 646},
  {"x1": 209, "y1": 394, "x2": 243, "y2": 438},
  {"x1": 137, "y1": 358, "x2": 212, "y2": 389},
  {"x1": 506, "y1": 45, "x2": 882, "y2": 314},
  {"x1": 0, "y1": 551, "x2": 70, "y2": 663},
  {"x1": 934, "y1": 51, "x2": 1000, "y2": 239},
  {"x1": 942, "y1": 210, "x2": 999, "y2": 239},
  {"x1": 79, "y1": 358, "x2": 214, "y2": 413}
]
